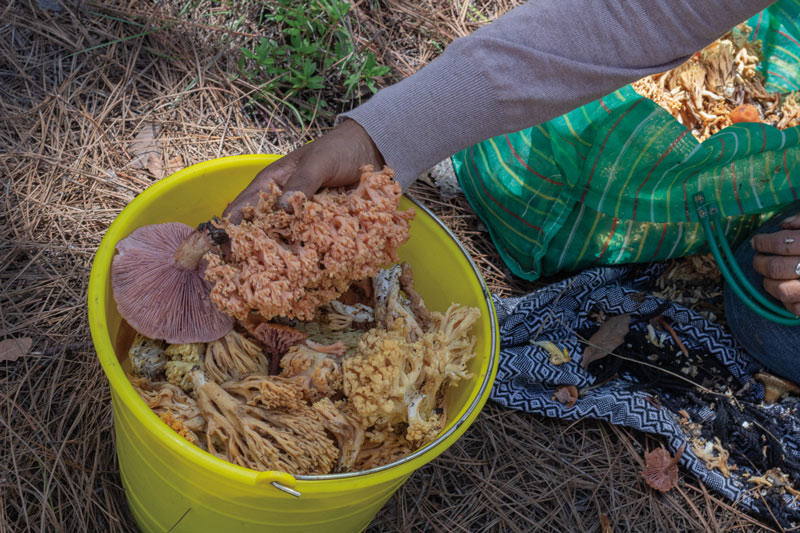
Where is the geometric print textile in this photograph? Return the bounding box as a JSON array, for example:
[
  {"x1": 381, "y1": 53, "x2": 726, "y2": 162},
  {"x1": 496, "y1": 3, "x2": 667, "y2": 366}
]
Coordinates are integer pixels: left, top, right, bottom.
[{"x1": 491, "y1": 264, "x2": 800, "y2": 524}]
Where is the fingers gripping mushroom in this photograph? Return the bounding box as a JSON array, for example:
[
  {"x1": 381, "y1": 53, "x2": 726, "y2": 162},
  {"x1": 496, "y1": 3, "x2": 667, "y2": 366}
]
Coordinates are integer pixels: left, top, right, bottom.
[{"x1": 112, "y1": 222, "x2": 234, "y2": 343}]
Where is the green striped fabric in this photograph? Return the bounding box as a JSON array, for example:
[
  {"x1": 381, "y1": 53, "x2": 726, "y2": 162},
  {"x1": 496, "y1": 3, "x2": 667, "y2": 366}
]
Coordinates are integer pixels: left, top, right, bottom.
[{"x1": 453, "y1": 0, "x2": 800, "y2": 281}]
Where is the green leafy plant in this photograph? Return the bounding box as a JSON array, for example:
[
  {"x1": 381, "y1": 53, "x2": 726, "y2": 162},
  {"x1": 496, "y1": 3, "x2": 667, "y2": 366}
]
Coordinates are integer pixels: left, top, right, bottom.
[{"x1": 238, "y1": 0, "x2": 391, "y2": 127}]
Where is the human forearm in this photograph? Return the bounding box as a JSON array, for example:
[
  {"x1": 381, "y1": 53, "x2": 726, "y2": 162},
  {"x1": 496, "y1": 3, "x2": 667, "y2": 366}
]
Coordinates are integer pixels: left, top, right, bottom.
[{"x1": 342, "y1": 0, "x2": 775, "y2": 188}]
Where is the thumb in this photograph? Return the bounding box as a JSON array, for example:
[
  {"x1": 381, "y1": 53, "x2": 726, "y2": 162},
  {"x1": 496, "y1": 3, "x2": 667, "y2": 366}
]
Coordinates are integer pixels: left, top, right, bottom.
[
  {"x1": 276, "y1": 159, "x2": 328, "y2": 210},
  {"x1": 223, "y1": 156, "x2": 297, "y2": 223}
]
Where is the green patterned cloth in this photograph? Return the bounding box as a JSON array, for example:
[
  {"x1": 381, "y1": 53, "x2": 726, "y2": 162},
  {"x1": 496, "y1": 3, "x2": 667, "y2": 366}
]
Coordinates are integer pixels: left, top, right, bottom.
[{"x1": 453, "y1": 0, "x2": 800, "y2": 281}]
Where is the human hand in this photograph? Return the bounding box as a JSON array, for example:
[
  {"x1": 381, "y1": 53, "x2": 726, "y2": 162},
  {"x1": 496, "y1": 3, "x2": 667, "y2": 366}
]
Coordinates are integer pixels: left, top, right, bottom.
[
  {"x1": 223, "y1": 119, "x2": 383, "y2": 223},
  {"x1": 751, "y1": 213, "x2": 800, "y2": 315}
]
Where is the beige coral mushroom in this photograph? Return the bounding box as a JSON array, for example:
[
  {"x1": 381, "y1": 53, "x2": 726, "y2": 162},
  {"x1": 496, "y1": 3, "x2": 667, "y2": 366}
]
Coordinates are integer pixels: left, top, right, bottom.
[
  {"x1": 344, "y1": 303, "x2": 479, "y2": 446},
  {"x1": 128, "y1": 375, "x2": 206, "y2": 445},
  {"x1": 409, "y1": 304, "x2": 479, "y2": 443},
  {"x1": 204, "y1": 330, "x2": 269, "y2": 383},
  {"x1": 343, "y1": 324, "x2": 426, "y2": 443},
  {"x1": 353, "y1": 433, "x2": 414, "y2": 472},
  {"x1": 191, "y1": 369, "x2": 338, "y2": 474},
  {"x1": 280, "y1": 344, "x2": 344, "y2": 402},
  {"x1": 312, "y1": 397, "x2": 366, "y2": 472},
  {"x1": 702, "y1": 40, "x2": 735, "y2": 92},
  {"x1": 221, "y1": 373, "x2": 306, "y2": 409},
  {"x1": 432, "y1": 304, "x2": 480, "y2": 382},
  {"x1": 678, "y1": 62, "x2": 707, "y2": 110}
]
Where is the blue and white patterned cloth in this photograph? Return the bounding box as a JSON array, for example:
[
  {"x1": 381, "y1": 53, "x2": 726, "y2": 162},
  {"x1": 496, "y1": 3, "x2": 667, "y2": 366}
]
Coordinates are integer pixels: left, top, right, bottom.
[{"x1": 490, "y1": 263, "x2": 800, "y2": 525}]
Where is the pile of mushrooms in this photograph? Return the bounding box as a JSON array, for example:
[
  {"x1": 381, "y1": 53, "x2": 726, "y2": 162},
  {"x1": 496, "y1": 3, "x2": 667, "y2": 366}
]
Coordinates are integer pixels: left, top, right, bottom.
[{"x1": 632, "y1": 23, "x2": 800, "y2": 141}]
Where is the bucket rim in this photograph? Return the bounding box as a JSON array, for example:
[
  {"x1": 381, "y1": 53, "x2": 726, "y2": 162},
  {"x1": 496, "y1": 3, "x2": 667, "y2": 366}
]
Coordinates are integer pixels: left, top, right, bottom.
[{"x1": 87, "y1": 154, "x2": 498, "y2": 487}]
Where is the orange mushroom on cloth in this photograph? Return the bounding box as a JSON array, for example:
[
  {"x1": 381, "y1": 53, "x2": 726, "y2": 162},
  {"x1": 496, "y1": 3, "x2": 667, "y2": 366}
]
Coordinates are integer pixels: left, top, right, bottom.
[{"x1": 754, "y1": 372, "x2": 800, "y2": 404}]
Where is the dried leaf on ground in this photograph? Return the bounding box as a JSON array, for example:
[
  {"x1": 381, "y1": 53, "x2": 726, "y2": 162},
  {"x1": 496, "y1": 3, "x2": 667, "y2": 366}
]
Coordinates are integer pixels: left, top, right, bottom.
[
  {"x1": 642, "y1": 443, "x2": 686, "y2": 492},
  {"x1": 552, "y1": 385, "x2": 579, "y2": 408},
  {"x1": 582, "y1": 314, "x2": 630, "y2": 370},
  {"x1": 166, "y1": 154, "x2": 184, "y2": 175},
  {"x1": 0, "y1": 337, "x2": 33, "y2": 362},
  {"x1": 130, "y1": 122, "x2": 164, "y2": 178}
]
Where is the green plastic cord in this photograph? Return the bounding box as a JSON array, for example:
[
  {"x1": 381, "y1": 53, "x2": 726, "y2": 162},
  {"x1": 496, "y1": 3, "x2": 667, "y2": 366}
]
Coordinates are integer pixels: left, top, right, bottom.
[
  {"x1": 694, "y1": 194, "x2": 800, "y2": 326},
  {"x1": 709, "y1": 207, "x2": 797, "y2": 319}
]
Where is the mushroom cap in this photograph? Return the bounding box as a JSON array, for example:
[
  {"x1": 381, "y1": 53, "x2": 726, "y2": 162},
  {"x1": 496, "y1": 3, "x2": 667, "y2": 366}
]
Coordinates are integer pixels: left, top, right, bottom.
[
  {"x1": 112, "y1": 222, "x2": 234, "y2": 343},
  {"x1": 641, "y1": 444, "x2": 685, "y2": 492},
  {"x1": 251, "y1": 322, "x2": 307, "y2": 355},
  {"x1": 754, "y1": 372, "x2": 800, "y2": 403}
]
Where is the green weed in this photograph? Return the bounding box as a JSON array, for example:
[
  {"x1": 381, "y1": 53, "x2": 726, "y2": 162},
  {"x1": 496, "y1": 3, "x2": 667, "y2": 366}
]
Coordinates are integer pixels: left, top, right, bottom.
[{"x1": 238, "y1": 0, "x2": 390, "y2": 127}]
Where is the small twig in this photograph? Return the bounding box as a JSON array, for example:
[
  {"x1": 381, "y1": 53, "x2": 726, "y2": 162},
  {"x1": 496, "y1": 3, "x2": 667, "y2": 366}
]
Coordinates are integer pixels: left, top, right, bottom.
[{"x1": 651, "y1": 316, "x2": 689, "y2": 357}]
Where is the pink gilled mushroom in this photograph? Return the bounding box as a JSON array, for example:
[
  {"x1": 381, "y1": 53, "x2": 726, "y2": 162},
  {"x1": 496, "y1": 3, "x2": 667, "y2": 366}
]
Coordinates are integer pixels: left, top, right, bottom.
[
  {"x1": 112, "y1": 221, "x2": 234, "y2": 343},
  {"x1": 246, "y1": 321, "x2": 308, "y2": 375}
]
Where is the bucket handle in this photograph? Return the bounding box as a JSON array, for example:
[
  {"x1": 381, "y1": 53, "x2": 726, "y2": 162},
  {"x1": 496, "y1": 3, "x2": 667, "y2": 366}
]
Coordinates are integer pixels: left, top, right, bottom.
[
  {"x1": 253, "y1": 471, "x2": 301, "y2": 498},
  {"x1": 694, "y1": 193, "x2": 800, "y2": 326}
]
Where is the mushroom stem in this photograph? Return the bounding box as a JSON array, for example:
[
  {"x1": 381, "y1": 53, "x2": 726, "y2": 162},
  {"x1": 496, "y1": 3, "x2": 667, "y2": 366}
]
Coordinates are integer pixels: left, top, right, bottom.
[
  {"x1": 173, "y1": 220, "x2": 230, "y2": 270},
  {"x1": 173, "y1": 229, "x2": 214, "y2": 269},
  {"x1": 269, "y1": 352, "x2": 281, "y2": 376}
]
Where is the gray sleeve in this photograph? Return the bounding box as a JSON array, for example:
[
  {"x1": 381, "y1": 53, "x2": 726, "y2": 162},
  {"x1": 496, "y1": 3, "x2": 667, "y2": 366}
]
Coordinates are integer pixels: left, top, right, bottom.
[{"x1": 340, "y1": 0, "x2": 775, "y2": 189}]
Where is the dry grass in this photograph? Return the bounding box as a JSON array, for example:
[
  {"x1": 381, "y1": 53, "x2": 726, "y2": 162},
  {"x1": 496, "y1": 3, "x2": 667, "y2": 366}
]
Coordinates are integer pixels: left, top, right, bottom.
[{"x1": 0, "y1": 1, "x2": 779, "y2": 531}]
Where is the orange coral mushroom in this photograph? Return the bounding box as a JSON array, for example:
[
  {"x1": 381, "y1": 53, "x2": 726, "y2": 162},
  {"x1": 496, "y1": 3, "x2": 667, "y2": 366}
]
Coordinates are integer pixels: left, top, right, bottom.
[{"x1": 204, "y1": 166, "x2": 414, "y2": 322}]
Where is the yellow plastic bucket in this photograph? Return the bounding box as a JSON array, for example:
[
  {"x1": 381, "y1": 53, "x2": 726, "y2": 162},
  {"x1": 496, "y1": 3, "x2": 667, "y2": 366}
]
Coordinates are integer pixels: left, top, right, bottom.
[{"x1": 88, "y1": 155, "x2": 499, "y2": 532}]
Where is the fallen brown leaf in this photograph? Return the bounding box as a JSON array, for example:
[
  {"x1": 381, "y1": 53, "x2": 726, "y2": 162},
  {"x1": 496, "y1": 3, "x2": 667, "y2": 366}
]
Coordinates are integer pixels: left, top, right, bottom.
[
  {"x1": 641, "y1": 443, "x2": 685, "y2": 492},
  {"x1": 130, "y1": 122, "x2": 164, "y2": 179},
  {"x1": 552, "y1": 385, "x2": 579, "y2": 408},
  {"x1": 582, "y1": 314, "x2": 630, "y2": 370},
  {"x1": 166, "y1": 154, "x2": 184, "y2": 175},
  {"x1": 0, "y1": 337, "x2": 33, "y2": 362}
]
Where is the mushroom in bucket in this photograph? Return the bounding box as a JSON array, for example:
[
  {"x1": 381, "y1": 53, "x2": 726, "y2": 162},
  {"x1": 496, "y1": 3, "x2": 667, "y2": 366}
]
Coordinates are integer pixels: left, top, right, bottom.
[{"x1": 109, "y1": 164, "x2": 484, "y2": 477}]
